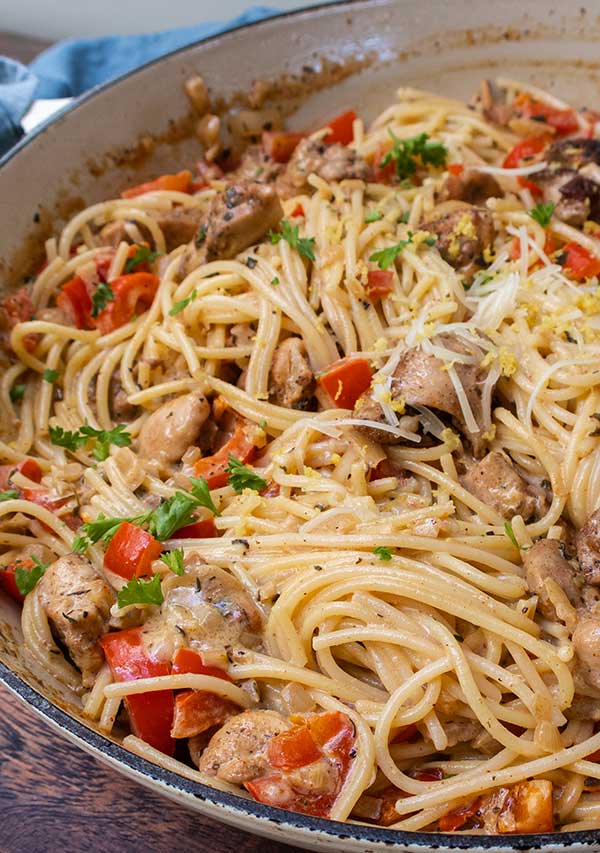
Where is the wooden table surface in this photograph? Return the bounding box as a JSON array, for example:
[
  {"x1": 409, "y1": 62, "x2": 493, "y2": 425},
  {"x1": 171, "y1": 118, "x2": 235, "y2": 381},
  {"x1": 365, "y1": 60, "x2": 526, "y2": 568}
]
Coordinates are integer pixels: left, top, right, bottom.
[{"x1": 0, "y1": 28, "x2": 304, "y2": 853}]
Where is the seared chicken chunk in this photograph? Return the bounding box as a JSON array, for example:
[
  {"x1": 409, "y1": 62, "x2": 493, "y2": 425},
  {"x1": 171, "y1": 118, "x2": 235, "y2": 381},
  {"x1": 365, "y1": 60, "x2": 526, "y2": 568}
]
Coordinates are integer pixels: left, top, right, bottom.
[
  {"x1": 421, "y1": 202, "x2": 495, "y2": 279},
  {"x1": 278, "y1": 137, "x2": 369, "y2": 198},
  {"x1": 269, "y1": 337, "x2": 314, "y2": 409},
  {"x1": 523, "y1": 539, "x2": 580, "y2": 620},
  {"x1": 576, "y1": 508, "x2": 600, "y2": 586},
  {"x1": 37, "y1": 555, "x2": 115, "y2": 686},
  {"x1": 197, "y1": 709, "x2": 290, "y2": 782},
  {"x1": 478, "y1": 780, "x2": 554, "y2": 834},
  {"x1": 573, "y1": 616, "x2": 600, "y2": 691},
  {"x1": 462, "y1": 451, "x2": 544, "y2": 521},
  {"x1": 157, "y1": 206, "x2": 206, "y2": 251},
  {"x1": 439, "y1": 170, "x2": 501, "y2": 206},
  {"x1": 232, "y1": 145, "x2": 283, "y2": 184},
  {"x1": 138, "y1": 392, "x2": 210, "y2": 465}
]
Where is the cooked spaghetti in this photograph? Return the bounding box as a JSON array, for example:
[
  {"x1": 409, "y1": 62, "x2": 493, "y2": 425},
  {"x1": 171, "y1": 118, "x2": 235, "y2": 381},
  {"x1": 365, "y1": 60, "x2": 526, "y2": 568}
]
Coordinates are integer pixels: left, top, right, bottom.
[{"x1": 3, "y1": 77, "x2": 600, "y2": 834}]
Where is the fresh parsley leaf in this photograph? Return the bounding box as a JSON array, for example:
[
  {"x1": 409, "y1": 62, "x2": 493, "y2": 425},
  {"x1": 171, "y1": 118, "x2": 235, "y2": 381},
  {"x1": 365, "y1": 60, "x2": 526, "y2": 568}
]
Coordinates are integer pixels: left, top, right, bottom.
[
  {"x1": 529, "y1": 201, "x2": 555, "y2": 227},
  {"x1": 399, "y1": 210, "x2": 411, "y2": 224},
  {"x1": 365, "y1": 210, "x2": 383, "y2": 223},
  {"x1": 148, "y1": 492, "x2": 199, "y2": 541},
  {"x1": 423, "y1": 235, "x2": 436, "y2": 247},
  {"x1": 374, "y1": 546, "x2": 393, "y2": 561},
  {"x1": 225, "y1": 454, "x2": 267, "y2": 494},
  {"x1": 15, "y1": 556, "x2": 48, "y2": 596},
  {"x1": 9, "y1": 383, "x2": 25, "y2": 403},
  {"x1": 91, "y1": 282, "x2": 114, "y2": 318},
  {"x1": 80, "y1": 513, "x2": 151, "y2": 545},
  {"x1": 48, "y1": 425, "x2": 87, "y2": 452},
  {"x1": 160, "y1": 548, "x2": 185, "y2": 576},
  {"x1": 268, "y1": 220, "x2": 316, "y2": 262},
  {"x1": 169, "y1": 289, "x2": 197, "y2": 316},
  {"x1": 504, "y1": 521, "x2": 519, "y2": 549},
  {"x1": 117, "y1": 573, "x2": 164, "y2": 608},
  {"x1": 369, "y1": 233, "x2": 413, "y2": 270},
  {"x1": 124, "y1": 245, "x2": 160, "y2": 273},
  {"x1": 0, "y1": 489, "x2": 19, "y2": 502},
  {"x1": 72, "y1": 535, "x2": 88, "y2": 554},
  {"x1": 78, "y1": 424, "x2": 132, "y2": 461},
  {"x1": 189, "y1": 476, "x2": 220, "y2": 516},
  {"x1": 195, "y1": 225, "x2": 207, "y2": 247},
  {"x1": 381, "y1": 130, "x2": 448, "y2": 180},
  {"x1": 43, "y1": 369, "x2": 59, "y2": 383},
  {"x1": 270, "y1": 276, "x2": 280, "y2": 285},
  {"x1": 258, "y1": 419, "x2": 267, "y2": 429}
]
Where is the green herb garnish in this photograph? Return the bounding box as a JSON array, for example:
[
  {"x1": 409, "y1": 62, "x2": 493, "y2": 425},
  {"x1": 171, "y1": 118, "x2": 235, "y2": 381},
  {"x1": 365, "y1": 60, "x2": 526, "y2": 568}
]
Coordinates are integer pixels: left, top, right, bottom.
[
  {"x1": 365, "y1": 210, "x2": 383, "y2": 223},
  {"x1": 14, "y1": 555, "x2": 49, "y2": 596},
  {"x1": 117, "y1": 574, "x2": 164, "y2": 608},
  {"x1": 373, "y1": 546, "x2": 393, "y2": 561},
  {"x1": 504, "y1": 521, "x2": 519, "y2": 549},
  {"x1": 0, "y1": 489, "x2": 19, "y2": 502},
  {"x1": 189, "y1": 476, "x2": 220, "y2": 517},
  {"x1": 381, "y1": 130, "x2": 448, "y2": 180},
  {"x1": 160, "y1": 548, "x2": 185, "y2": 576},
  {"x1": 124, "y1": 245, "x2": 160, "y2": 273},
  {"x1": 270, "y1": 277, "x2": 280, "y2": 285},
  {"x1": 369, "y1": 233, "x2": 413, "y2": 270},
  {"x1": 225, "y1": 454, "x2": 267, "y2": 494},
  {"x1": 49, "y1": 423, "x2": 131, "y2": 461},
  {"x1": 169, "y1": 289, "x2": 197, "y2": 316},
  {"x1": 43, "y1": 369, "x2": 59, "y2": 383},
  {"x1": 9, "y1": 383, "x2": 25, "y2": 403},
  {"x1": 268, "y1": 220, "x2": 316, "y2": 262},
  {"x1": 91, "y1": 282, "x2": 114, "y2": 318},
  {"x1": 529, "y1": 201, "x2": 556, "y2": 228},
  {"x1": 195, "y1": 225, "x2": 207, "y2": 247}
]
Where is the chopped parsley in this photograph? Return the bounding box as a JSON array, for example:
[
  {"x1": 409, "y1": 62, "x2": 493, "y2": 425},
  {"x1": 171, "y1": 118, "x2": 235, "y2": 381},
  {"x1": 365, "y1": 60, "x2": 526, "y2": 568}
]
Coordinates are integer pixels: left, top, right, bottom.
[
  {"x1": 225, "y1": 454, "x2": 267, "y2": 494},
  {"x1": 195, "y1": 225, "x2": 207, "y2": 247},
  {"x1": 529, "y1": 201, "x2": 555, "y2": 227},
  {"x1": 364, "y1": 209, "x2": 383, "y2": 223},
  {"x1": 169, "y1": 289, "x2": 197, "y2": 316},
  {"x1": 43, "y1": 369, "x2": 59, "y2": 383},
  {"x1": 124, "y1": 245, "x2": 160, "y2": 273},
  {"x1": 399, "y1": 210, "x2": 411, "y2": 224},
  {"x1": 369, "y1": 234, "x2": 413, "y2": 270},
  {"x1": 48, "y1": 423, "x2": 132, "y2": 461},
  {"x1": 189, "y1": 476, "x2": 220, "y2": 516},
  {"x1": 268, "y1": 220, "x2": 316, "y2": 262},
  {"x1": 270, "y1": 277, "x2": 280, "y2": 285},
  {"x1": 0, "y1": 489, "x2": 19, "y2": 502},
  {"x1": 14, "y1": 555, "x2": 49, "y2": 596},
  {"x1": 160, "y1": 548, "x2": 185, "y2": 576},
  {"x1": 9, "y1": 383, "x2": 25, "y2": 403},
  {"x1": 117, "y1": 574, "x2": 164, "y2": 608},
  {"x1": 258, "y1": 419, "x2": 267, "y2": 429},
  {"x1": 373, "y1": 546, "x2": 393, "y2": 561},
  {"x1": 381, "y1": 130, "x2": 448, "y2": 180},
  {"x1": 504, "y1": 521, "x2": 519, "y2": 549},
  {"x1": 91, "y1": 282, "x2": 114, "y2": 318}
]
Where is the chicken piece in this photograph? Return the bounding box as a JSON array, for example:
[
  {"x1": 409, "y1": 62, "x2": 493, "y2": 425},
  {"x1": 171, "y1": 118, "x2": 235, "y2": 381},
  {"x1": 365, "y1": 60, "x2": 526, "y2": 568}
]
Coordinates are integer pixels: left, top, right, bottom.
[
  {"x1": 197, "y1": 709, "x2": 291, "y2": 783},
  {"x1": 462, "y1": 451, "x2": 543, "y2": 521},
  {"x1": 156, "y1": 206, "x2": 206, "y2": 252},
  {"x1": 98, "y1": 220, "x2": 128, "y2": 248},
  {"x1": 479, "y1": 79, "x2": 514, "y2": 127},
  {"x1": 37, "y1": 555, "x2": 115, "y2": 686},
  {"x1": 231, "y1": 145, "x2": 283, "y2": 184},
  {"x1": 576, "y1": 509, "x2": 600, "y2": 586},
  {"x1": 138, "y1": 392, "x2": 210, "y2": 465},
  {"x1": 182, "y1": 181, "x2": 283, "y2": 275},
  {"x1": 546, "y1": 137, "x2": 600, "y2": 171},
  {"x1": 269, "y1": 337, "x2": 314, "y2": 409},
  {"x1": 535, "y1": 168, "x2": 600, "y2": 226},
  {"x1": 439, "y1": 170, "x2": 501, "y2": 206},
  {"x1": 572, "y1": 616, "x2": 600, "y2": 691},
  {"x1": 171, "y1": 690, "x2": 239, "y2": 739},
  {"x1": 194, "y1": 562, "x2": 263, "y2": 635},
  {"x1": 479, "y1": 780, "x2": 554, "y2": 833},
  {"x1": 278, "y1": 137, "x2": 369, "y2": 198},
  {"x1": 354, "y1": 335, "x2": 493, "y2": 455},
  {"x1": 421, "y1": 201, "x2": 495, "y2": 279},
  {"x1": 523, "y1": 539, "x2": 581, "y2": 620}
]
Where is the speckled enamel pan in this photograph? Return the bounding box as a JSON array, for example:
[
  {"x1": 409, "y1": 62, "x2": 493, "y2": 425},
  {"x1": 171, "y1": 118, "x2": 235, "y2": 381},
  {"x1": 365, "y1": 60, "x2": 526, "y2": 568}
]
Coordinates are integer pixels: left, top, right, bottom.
[{"x1": 1, "y1": 1, "x2": 600, "y2": 849}]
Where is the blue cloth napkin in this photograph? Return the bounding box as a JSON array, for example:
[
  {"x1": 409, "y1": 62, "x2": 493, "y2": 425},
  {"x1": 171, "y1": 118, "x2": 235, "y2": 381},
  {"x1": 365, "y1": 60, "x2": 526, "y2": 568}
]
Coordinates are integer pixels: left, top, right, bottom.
[{"x1": 0, "y1": 6, "x2": 278, "y2": 157}]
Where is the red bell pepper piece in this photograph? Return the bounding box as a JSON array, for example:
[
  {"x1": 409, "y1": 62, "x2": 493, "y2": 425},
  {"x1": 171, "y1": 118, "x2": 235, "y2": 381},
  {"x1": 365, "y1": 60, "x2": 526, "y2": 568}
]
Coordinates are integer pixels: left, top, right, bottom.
[
  {"x1": 0, "y1": 459, "x2": 42, "y2": 490},
  {"x1": 371, "y1": 142, "x2": 397, "y2": 184},
  {"x1": 174, "y1": 517, "x2": 217, "y2": 539},
  {"x1": 103, "y1": 521, "x2": 163, "y2": 579},
  {"x1": 365, "y1": 269, "x2": 394, "y2": 301},
  {"x1": 290, "y1": 202, "x2": 305, "y2": 218},
  {"x1": 503, "y1": 135, "x2": 552, "y2": 198},
  {"x1": 317, "y1": 357, "x2": 373, "y2": 409},
  {"x1": 562, "y1": 241, "x2": 600, "y2": 280},
  {"x1": 20, "y1": 488, "x2": 71, "y2": 512},
  {"x1": 194, "y1": 421, "x2": 257, "y2": 488},
  {"x1": 95, "y1": 272, "x2": 160, "y2": 335},
  {"x1": 171, "y1": 690, "x2": 238, "y2": 738},
  {"x1": 57, "y1": 275, "x2": 94, "y2": 330},
  {"x1": 0, "y1": 558, "x2": 34, "y2": 604},
  {"x1": 121, "y1": 170, "x2": 192, "y2": 199},
  {"x1": 262, "y1": 131, "x2": 305, "y2": 163},
  {"x1": 100, "y1": 627, "x2": 175, "y2": 756},
  {"x1": 438, "y1": 797, "x2": 482, "y2": 832},
  {"x1": 267, "y1": 725, "x2": 322, "y2": 770},
  {"x1": 172, "y1": 648, "x2": 232, "y2": 682},
  {"x1": 323, "y1": 110, "x2": 357, "y2": 146},
  {"x1": 448, "y1": 163, "x2": 464, "y2": 175},
  {"x1": 513, "y1": 93, "x2": 579, "y2": 136}
]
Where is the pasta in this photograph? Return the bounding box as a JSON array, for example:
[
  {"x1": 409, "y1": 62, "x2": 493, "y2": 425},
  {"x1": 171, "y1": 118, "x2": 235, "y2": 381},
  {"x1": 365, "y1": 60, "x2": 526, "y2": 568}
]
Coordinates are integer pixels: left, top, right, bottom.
[{"x1": 3, "y1": 76, "x2": 600, "y2": 834}]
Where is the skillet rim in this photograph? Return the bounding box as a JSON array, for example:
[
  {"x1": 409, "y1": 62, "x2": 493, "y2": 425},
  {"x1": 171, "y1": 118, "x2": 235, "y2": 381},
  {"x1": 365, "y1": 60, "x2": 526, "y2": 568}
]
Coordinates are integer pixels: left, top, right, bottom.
[{"x1": 0, "y1": 1, "x2": 598, "y2": 846}]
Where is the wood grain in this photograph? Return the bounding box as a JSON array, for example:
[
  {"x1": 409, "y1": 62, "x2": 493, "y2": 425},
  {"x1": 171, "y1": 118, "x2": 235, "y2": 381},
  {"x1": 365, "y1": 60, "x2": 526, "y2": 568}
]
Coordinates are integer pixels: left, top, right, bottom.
[{"x1": 0, "y1": 682, "x2": 305, "y2": 853}]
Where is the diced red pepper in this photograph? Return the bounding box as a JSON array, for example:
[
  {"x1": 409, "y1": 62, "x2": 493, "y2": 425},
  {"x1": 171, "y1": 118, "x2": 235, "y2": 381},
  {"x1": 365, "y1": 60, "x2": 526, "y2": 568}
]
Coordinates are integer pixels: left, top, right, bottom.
[
  {"x1": 323, "y1": 110, "x2": 357, "y2": 146},
  {"x1": 365, "y1": 269, "x2": 394, "y2": 301},
  {"x1": 172, "y1": 648, "x2": 232, "y2": 682},
  {"x1": 438, "y1": 798, "x2": 481, "y2": 832},
  {"x1": 503, "y1": 135, "x2": 552, "y2": 197},
  {"x1": 95, "y1": 272, "x2": 160, "y2": 335},
  {"x1": 57, "y1": 275, "x2": 94, "y2": 330},
  {"x1": 174, "y1": 517, "x2": 217, "y2": 539},
  {"x1": 171, "y1": 689, "x2": 238, "y2": 738},
  {"x1": 0, "y1": 558, "x2": 34, "y2": 604},
  {"x1": 513, "y1": 93, "x2": 579, "y2": 136},
  {"x1": 306, "y1": 710, "x2": 354, "y2": 755},
  {"x1": 448, "y1": 163, "x2": 464, "y2": 175},
  {"x1": 317, "y1": 357, "x2": 373, "y2": 409},
  {"x1": 103, "y1": 521, "x2": 163, "y2": 580},
  {"x1": 121, "y1": 170, "x2": 192, "y2": 199},
  {"x1": 262, "y1": 131, "x2": 305, "y2": 163},
  {"x1": 562, "y1": 241, "x2": 600, "y2": 280},
  {"x1": 0, "y1": 459, "x2": 42, "y2": 490},
  {"x1": 267, "y1": 725, "x2": 322, "y2": 770},
  {"x1": 290, "y1": 202, "x2": 305, "y2": 218},
  {"x1": 194, "y1": 420, "x2": 257, "y2": 488},
  {"x1": 20, "y1": 488, "x2": 71, "y2": 512},
  {"x1": 100, "y1": 627, "x2": 175, "y2": 755}
]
